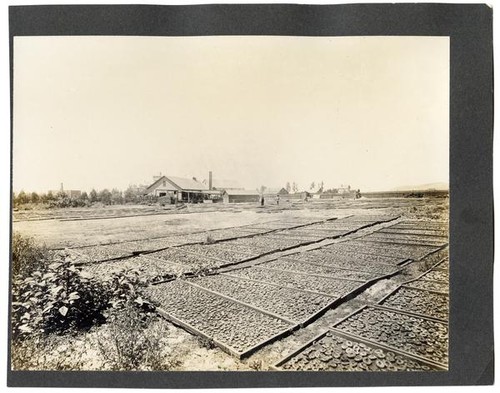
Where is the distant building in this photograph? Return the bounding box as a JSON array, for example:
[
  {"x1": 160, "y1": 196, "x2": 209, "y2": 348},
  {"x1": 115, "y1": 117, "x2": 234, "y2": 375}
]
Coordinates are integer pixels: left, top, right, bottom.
[
  {"x1": 308, "y1": 183, "x2": 324, "y2": 194},
  {"x1": 338, "y1": 185, "x2": 352, "y2": 194},
  {"x1": 49, "y1": 183, "x2": 81, "y2": 198},
  {"x1": 287, "y1": 191, "x2": 311, "y2": 200},
  {"x1": 263, "y1": 188, "x2": 289, "y2": 197},
  {"x1": 222, "y1": 189, "x2": 260, "y2": 203},
  {"x1": 258, "y1": 188, "x2": 290, "y2": 204},
  {"x1": 203, "y1": 178, "x2": 244, "y2": 191},
  {"x1": 64, "y1": 190, "x2": 82, "y2": 198},
  {"x1": 319, "y1": 185, "x2": 357, "y2": 199},
  {"x1": 145, "y1": 175, "x2": 213, "y2": 203}
]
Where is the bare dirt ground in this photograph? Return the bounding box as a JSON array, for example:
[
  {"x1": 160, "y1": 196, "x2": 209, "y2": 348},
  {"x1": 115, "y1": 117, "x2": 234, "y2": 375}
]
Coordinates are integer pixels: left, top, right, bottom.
[
  {"x1": 13, "y1": 197, "x2": 446, "y2": 248},
  {"x1": 11, "y1": 197, "x2": 449, "y2": 371}
]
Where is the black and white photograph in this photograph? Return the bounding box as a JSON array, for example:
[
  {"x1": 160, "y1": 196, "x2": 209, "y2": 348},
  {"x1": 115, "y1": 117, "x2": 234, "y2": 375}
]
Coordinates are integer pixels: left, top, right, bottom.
[{"x1": 5, "y1": 2, "x2": 494, "y2": 388}]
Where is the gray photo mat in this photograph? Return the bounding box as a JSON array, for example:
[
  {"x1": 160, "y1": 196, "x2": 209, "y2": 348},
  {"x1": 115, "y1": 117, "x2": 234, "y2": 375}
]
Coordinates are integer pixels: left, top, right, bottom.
[{"x1": 7, "y1": 3, "x2": 493, "y2": 388}]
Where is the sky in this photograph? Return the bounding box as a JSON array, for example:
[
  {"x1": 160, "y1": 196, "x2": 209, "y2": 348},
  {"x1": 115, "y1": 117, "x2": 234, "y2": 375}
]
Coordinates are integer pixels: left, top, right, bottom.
[{"x1": 13, "y1": 35, "x2": 449, "y2": 193}]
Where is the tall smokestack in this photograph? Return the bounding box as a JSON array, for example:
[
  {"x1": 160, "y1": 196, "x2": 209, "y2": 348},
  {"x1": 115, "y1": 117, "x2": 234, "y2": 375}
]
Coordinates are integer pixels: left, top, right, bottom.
[{"x1": 209, "y1": 171, "x2": 213, "y2": 190}]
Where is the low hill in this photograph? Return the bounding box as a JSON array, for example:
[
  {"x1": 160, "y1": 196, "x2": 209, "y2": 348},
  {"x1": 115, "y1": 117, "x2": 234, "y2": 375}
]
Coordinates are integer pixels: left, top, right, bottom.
[{"x1": 391, "y1": 182, "x2": 449, "y2": 192}]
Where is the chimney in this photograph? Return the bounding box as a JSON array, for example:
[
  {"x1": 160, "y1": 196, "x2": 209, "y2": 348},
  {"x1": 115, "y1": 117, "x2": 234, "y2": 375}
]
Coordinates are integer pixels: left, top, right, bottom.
[
  {"x1": 60, "y1": 183, "x2": 64, "y2": 192},
  {"x1": 209, "y1": 171, "x2": 213, "y2": 191}
]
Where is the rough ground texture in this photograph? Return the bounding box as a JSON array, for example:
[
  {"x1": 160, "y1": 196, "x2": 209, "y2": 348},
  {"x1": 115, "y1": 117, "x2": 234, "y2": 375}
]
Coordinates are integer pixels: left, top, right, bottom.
[{"x1": 11, "y1": 196, "x2": 448, "y2": 371}]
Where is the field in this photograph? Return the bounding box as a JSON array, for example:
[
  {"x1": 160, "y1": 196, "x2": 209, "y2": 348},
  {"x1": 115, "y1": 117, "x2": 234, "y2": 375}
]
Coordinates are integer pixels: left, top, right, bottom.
[{"x1": 11, "y1": 196, "x2": 449, "y2": 371}]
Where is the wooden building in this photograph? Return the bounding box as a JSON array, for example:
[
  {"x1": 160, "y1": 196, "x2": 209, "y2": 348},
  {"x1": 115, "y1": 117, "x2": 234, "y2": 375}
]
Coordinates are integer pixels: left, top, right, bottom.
[
  {"x1": 222, "y1": 189, "x2": 260, "y2": 203},
  {"x1": 145, "y1": 175, "x2": 212, "y2": 203},
  {"x1": 264, "y1": 187, "x2": 288, "y2": 196},
  {"x1": 287, "y1": 191, "x2": 311, "y2": 199}
]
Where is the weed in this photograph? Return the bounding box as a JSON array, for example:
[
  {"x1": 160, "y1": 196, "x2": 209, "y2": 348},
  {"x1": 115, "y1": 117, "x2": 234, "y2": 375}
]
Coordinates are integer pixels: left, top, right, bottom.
[
  {"x1": 248, "y1": 359, "x2": 263, "y2": 370},
  {"x1": 197, "y1": 336, "x2": 215, "y2": 350},
  {"x1": 96, "y1": 303, "x2": 181, "y2": 371}
]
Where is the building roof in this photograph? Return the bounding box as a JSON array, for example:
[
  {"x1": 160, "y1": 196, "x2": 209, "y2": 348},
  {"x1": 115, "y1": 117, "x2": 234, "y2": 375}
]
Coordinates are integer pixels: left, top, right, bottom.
[
  {"x1": 168, "y1": 176, "x2": 208, "y2": 191},
  {"x1": 201, "y1": 190, "x2": 222, "y2": 195},
  {"x1": 264, "y1": 187, "x2": 289, "y2": 195},
  {"x1": 224, "y1": 189, "x2": 260, "y2": 196},
  {"x1": 308, "y1": 185, "x2": 323, "y2": 193},
  {"x1": 203, "y1": 178, "x2": 244, "y2": 190}
]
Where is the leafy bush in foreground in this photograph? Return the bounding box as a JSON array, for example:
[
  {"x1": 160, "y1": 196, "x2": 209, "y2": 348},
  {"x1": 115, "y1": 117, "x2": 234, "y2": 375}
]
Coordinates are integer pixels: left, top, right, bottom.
[
  {"x1": 11, "y1": 253, "x2": 111, "y2": 339},
  {"x1": 11, "y1": 233, "x2": 145, "y2": 341},
  {"x1": 10, "y1": 233, "x2": 175, "y2": 371}
]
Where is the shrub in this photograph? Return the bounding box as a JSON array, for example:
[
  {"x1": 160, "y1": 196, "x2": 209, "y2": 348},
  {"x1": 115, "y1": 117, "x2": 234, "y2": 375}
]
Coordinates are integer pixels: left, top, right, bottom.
[
  {"x1": 11, "y1": 252, "x2": 112, "y2": 340},
  {"x1": 103, "y1": 268, "x2": 144, "y2": 309},
  {"x1": 11, "y1": 243, "x2": 149, "y2": 341},
  {"x1": 11, "y1": 232, "x2": 47, "y2": 279},
  {"x1": 10, "y1": 234, "x2": 160, "y2": 370},
  {"x1": 48, "y1": 197, "x2": 88, "y2": 208}
]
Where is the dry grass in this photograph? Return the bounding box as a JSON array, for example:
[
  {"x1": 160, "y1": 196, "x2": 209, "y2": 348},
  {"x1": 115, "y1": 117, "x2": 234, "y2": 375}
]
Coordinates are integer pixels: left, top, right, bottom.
[
  {"x1": 95, "y1": 304, "x2": 183, "y2": 371},
  {"x1": 11, "y1": 333, "x2": 87, "y2": 370},
  {"x1": 402, "y1": 198, "x2": 449, "y2": 221}
]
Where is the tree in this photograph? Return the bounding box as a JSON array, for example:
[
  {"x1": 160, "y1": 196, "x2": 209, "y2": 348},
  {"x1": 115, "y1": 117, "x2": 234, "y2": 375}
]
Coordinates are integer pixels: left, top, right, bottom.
[
  {"x1": 310, "y1": 181, "x2": 315, "y2": 191},
  {"x1": 318, "y1": 181, "x2": 324, "y2": 193},
  {"x1": 111, "y1": 189, "x2": 123, "y2": 205},
  {"x1": 30, "y1": 192, "x2": 40, "y2": 204},
  {"x1": 80, "y1": 191, "x2": 89, "y2": 201},
  {"x1": 98, "y1": 189, "x2": 112, "y2": 205},
  {"x1": 285, "y1": 182, "x2": 291, "y2": 193},
  {"x1": 124, "y1": 185, "x2": 147, "y2": 204},
  {"x1": 16, "y1": 190, "x2": 29, "y2": 205},
  {"x1": 292, "y1": 182, "x2": 298, "y2": 193},
  {"x1": 124, "y1": 186, "x2": 136, "y2": 203},
  {"x1": 46, "y1": 191, "x2": 55, "y2": 201},
  {"x1": 89, "y1": 189, "x2": 98, "y2": 203},
  {"x1": 259, "y1": 185, "x2": 267, "y2": 194}
]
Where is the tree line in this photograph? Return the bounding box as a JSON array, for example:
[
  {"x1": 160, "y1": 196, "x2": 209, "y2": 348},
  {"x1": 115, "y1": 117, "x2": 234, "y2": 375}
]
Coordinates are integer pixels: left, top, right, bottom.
[
  {"x1": 283, "y1": 181, "x2": 325, "y2": 193},
  {"x1": 13, "y1": 185, "x2": 150, "y2": 208}
]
